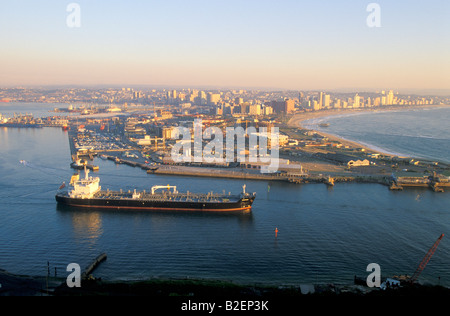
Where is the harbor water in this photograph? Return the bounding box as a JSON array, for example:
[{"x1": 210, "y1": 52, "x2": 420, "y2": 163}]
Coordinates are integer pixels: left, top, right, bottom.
[{"x1": 1, "y1": 104, "x2": 449, "y2": 287}]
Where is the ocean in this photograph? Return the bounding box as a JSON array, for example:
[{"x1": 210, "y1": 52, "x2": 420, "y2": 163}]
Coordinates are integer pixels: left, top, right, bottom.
[
  {"x1": 302, "y1": 106, "x2": 450, "y2": 164},
  {"x1": 0, "y1": 103, "x2": 449, "y2": 287}
]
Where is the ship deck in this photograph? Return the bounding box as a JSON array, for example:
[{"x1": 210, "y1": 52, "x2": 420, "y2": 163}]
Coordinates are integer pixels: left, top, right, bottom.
[{"x1": 93, "y1": 191, "x2": 245, "y2": 203}]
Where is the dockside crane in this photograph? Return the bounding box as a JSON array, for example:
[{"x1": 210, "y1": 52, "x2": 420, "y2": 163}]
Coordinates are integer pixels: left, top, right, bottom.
[{"x1": 409, "y1": 233, "x2": 444, "y2": 284}]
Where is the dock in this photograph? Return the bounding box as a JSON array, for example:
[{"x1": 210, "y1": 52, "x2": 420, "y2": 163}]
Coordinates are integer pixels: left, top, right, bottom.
[
  {"x1": 104, "y1": 155, "x2": 158, "y2": 171},
  {"x1": 68, "y1": 133, "x2": 77, "y2": 157},
  {"x1": 68, "y1": 131, "x2": 99, "y2": 171},
  {"x1": 389, "y1": 173, "x2": 450, "y2": 192},
  {"x1": 70, "y1": 161, "x2": 99, "y2": 171},
  {"x1": 100, "y1": 153, "x2": 449, "y2": 193},
  {"x1": 151, "y1": 166, "x2": 287, "y2": 181}
]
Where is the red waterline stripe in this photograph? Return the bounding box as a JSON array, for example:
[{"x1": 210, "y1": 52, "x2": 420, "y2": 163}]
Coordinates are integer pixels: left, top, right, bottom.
[{"x1": 63, "y1": 203, "x2": 252, "y2": 212}]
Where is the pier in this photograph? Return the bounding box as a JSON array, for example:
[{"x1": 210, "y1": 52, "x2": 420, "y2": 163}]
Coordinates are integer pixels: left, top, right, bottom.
[
  {"x1": 105, "y1": 154, "x2": 157, "y2": 171},
  {"x1": 68, "y1": 131, "x2": 99, "y2": 172},
  {"x1": 389, "y1": 173, "x2": 450, "y2": 192}
]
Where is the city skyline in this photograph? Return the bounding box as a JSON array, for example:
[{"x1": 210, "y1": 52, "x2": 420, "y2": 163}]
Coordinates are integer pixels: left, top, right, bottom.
[{"x1": 0, "y1": 1, "x2": 449, "y2": 91}]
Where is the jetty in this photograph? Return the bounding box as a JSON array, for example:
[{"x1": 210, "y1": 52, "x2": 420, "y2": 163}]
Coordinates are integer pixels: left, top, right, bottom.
[
  {"x1": 104, "y1": 154, "x2": 158, "y2": 171},
  {"x1": 81, "y1": 253, "x2": 107, "y2": 280}
]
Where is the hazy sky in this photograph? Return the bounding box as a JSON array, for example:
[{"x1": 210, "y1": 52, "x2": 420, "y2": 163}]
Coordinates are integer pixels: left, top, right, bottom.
[{"x1": 0, "y1": 0, "x2": 449, "y2": 91}]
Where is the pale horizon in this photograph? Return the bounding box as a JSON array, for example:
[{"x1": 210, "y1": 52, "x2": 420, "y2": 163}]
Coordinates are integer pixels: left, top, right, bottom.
[{"x1": 1, "y1": 1, "x2": 449, "y2": 91}]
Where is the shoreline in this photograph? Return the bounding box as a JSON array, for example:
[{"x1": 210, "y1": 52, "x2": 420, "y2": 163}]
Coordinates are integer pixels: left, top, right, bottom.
[
  {"x1": 287, "y1": 104, "x2": 450, "y2": 160},
  {"x1": 2, "y1": 268, "x2": 449, "y2": 297}
]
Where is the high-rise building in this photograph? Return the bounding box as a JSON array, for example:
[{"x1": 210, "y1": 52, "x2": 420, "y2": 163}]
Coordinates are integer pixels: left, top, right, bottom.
[
  {"x1": 215, "y1": 105, "x2": 223, "y2": 116},
  {"x1": 248, "y1": 104, "x2": 261, "y2": 115},
  {"x1": 207, "y1": 92, "x2": 221, "y2": 105},
  {"x1": 387, "y1": 90, "x2": 394, "y2": 105},
  {"x1": 178, "y1": 92, "x2": 186, "y2": 102},
  {"x1": 354, "y1": 94, "x2": 360, "y2": 108},
  {"x1": 285, "y1": 99, "x2": 295, "y2": 113},
  {"x1": 323, "y1": 94, "x2": 330, "y2": 108},
  {"x1": 313, "y1": 100, "x2": 321, "y2": 111},
  {"x1": 240, "y1": 103, "x2": 249, "y2": 114},
  {"x1": 167, "y1": 90, "x2": 177, "y2": 102},
  {"x1": 374, "y1": 97, "x2": 381, "y2": 106},
  {"x1": 263, "y1": 105, "x2": 273, "y2": 115},
  {"x1": 197, "y1": 91, "x2": 206, "y2": 105},
  {"x1": 271, "y1": 99, "x2": 295, "y2": 113}
]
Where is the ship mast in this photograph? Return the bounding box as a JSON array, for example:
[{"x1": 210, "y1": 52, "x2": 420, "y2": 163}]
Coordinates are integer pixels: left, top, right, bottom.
[{"x1": 84, "y1": 165, "x2": 89, "y2": 180}]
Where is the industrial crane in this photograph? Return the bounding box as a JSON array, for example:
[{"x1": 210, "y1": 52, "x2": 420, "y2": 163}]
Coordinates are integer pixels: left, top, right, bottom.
[{"x1": 409, "y1": 233, "x2": 444, "y2": 283}]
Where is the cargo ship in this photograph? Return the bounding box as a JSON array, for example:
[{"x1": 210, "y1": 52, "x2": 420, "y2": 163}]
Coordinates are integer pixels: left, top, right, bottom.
[
  {"x1": 55, "y1": 168, "x2": 256, "y2": 212},
  {"x1": 0, "y1": 122, "x2": 43, "y2": 128}
]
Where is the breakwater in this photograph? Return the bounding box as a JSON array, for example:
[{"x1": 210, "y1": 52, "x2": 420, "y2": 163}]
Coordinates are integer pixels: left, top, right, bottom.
[{"x1": 100, "y1": 154, "x2": 450, "y2": 192}]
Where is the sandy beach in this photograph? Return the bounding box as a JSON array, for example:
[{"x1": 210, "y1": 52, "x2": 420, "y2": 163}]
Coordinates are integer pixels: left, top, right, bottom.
[
  {"x1": 288, "y1": 108, "x2": 391, "y2": 156},
  {"x1": 287, "y1": 104, "x2": 449, "y2": 158}
]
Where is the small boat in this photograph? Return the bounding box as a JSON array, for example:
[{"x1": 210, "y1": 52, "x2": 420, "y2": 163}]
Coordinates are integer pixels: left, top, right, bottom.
[{"x1": 70, "y1": 159, "x2": 87, "y2": 170}]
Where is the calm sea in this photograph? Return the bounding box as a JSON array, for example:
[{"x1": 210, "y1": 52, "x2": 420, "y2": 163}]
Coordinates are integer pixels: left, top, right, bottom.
[
  {"x1": 303, "y1": 106, "x2": 450, "y2": 164},
  {"x1": 1, "y1": 103, "x2": 449, "y2": 287}
]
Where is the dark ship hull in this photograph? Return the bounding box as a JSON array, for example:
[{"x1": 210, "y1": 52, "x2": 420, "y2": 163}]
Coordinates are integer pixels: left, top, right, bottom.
[
  {"x1": 55, "y1": 191, "x2": 255, "y2": 212},
  {"x1": 0, "y1": 123, "x2": 43, "y2": 128}
]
